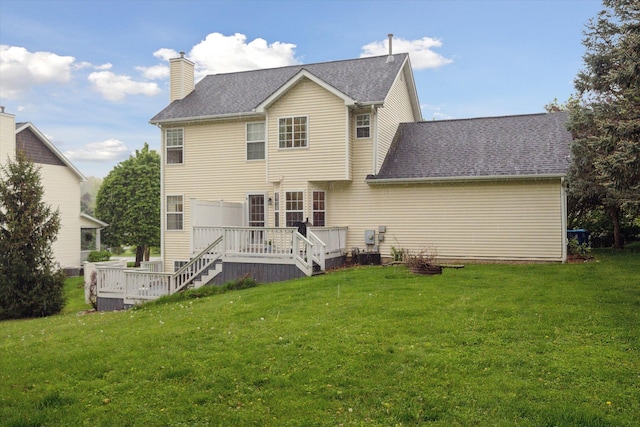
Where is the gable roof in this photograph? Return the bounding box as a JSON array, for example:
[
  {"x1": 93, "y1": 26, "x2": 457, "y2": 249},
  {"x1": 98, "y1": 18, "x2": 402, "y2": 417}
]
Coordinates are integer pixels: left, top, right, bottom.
[
  {"x1": 370, "y1": 112, "x2": 571, "y2": 183},
  {"x1": 15, "y1": 122, "x2": 85, "y2": 181},
  {"x1": 150, "y1": 53, "x2": 412, "y2": 124}
]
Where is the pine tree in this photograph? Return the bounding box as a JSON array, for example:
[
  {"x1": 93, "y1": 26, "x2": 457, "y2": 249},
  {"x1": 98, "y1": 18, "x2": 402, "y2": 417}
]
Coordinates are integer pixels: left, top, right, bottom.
[
  {"x1": 567, "y1": 0, "x2": 640, "y2": 248},
  {"x1": 0, "y1": 153, "x2": 66, "y2": 319}
]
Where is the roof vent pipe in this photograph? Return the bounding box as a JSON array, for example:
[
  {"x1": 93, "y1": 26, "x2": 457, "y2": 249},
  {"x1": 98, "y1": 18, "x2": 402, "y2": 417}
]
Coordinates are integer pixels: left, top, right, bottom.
[{"x1": 386, "y1": 34, "x2": 394, "y2": 63}]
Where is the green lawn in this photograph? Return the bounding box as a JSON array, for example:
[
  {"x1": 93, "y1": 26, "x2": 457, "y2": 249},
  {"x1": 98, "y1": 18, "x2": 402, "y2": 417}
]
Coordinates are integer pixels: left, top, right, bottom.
[{"x1": 1, "y1": 251, "x2": 638, "y2": 426}]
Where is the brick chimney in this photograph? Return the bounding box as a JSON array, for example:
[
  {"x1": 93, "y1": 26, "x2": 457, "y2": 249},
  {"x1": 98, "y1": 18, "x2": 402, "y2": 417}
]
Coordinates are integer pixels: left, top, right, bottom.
[{"x1": 169, "y1": 52, "x2": 195, "y2": 102}]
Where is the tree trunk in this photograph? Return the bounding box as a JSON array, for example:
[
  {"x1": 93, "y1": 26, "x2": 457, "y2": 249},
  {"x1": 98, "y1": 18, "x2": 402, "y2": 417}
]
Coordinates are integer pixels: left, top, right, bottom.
[
  {"x1": 135, "y1": 245, "x2": 146, "y2": 267},
  {"x1": 607, "y1": 206, "x2": 624, "y2": 249},
  {"x1": 144, "y1": 246, "x2": 150, "y2": 262}
]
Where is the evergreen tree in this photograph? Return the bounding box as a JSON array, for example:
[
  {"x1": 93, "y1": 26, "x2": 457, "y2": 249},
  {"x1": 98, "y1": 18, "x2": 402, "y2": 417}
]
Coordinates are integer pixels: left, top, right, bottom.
[
  {"x1": 95, "y1": 143, "x2": 160, "y2": 267},
  {"x1": 0, "y1": 153, "x2": 66, "y2": 320},
  {"x1": 566, "y1": 0, "x2": 640, "y2": 248}
]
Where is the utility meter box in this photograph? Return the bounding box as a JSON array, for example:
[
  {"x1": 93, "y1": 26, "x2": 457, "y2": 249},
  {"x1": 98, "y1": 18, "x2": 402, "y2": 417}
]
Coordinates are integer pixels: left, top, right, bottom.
[{"x1": 364, "y1": 229, "x2": 376, "y2": 245}]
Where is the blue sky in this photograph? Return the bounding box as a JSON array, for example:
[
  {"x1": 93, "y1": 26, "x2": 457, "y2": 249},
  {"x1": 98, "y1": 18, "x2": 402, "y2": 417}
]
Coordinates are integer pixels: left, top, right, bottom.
[{"x1": 1, "y1": 0, "x2": 602, "y2": 178}]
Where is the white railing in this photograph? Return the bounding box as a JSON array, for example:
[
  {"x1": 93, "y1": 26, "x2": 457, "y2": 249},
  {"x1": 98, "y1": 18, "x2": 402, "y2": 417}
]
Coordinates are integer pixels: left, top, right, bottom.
[
  {"x1": 96, "y1": 226, "x2": 347, "y2": 307},
  {"x1": 172, "y1": 236, "x2": 224, "y2": 294},
  {"x1": 124, "y1": 269, "x2": 172, "y2": 303},
  {"x1": 293, "y1": 232, "x2": 314, "y2": 276},
  {"x1": 140, "y1": 260, "x2": 163, "y2": 272},
  {"x1": 308, "y1": 227, "x2": 348, "y2": 258},
  {"x1": 307, "y1": 230, "x2": 326, "y2": 271}
]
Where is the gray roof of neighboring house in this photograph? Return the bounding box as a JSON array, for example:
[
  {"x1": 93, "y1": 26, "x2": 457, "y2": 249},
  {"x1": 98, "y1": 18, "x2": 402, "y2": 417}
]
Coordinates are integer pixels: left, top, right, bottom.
[
  {"x1": 373, "y1": 112, "x2": 572, "y2": 181},
  {"x1": 150, "y1": 53, "x2": 409, "y2": 123}
]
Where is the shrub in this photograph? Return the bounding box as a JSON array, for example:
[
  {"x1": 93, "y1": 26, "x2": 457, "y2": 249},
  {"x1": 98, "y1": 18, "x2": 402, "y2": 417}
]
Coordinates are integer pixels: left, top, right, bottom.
[
  {"x1": 87, "y1": 250, "x2": 111, "y2": 262},
  {"x1": 568, "y1": 237, "x2": 592, "y2": 259}
]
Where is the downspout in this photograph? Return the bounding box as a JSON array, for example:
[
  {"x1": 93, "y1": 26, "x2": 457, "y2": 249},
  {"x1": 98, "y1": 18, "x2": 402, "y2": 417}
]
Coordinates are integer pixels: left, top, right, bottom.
[
  {"x1": 345, "y1": 106, "x2": 350, "y2": 180},
  {"x1": 561, "y1": 177, "x2": 568, "y2": 263},
  {"x1": 372, "y1": 104, "x2": 378, "y2": 174},
  {"x1": 155, "y1": 123, "x2": 166, "y2": 271}
]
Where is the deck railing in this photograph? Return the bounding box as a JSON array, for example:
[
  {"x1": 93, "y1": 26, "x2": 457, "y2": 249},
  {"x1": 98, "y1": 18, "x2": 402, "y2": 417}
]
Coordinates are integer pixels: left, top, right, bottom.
[{"x1": 96, "y1": 226, "x2": 347, "y2": 306}]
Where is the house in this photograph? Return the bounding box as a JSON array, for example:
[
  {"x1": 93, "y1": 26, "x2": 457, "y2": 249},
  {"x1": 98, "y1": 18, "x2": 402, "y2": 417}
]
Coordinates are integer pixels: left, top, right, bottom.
[
  {"x1": 0, "y1": 107, "x2": 107, "y2": 275},
  {"x1": 91, "y1": 46, "x2": 572, "y2": 310},
  {"x1": 150, "y1": 48, "x2": 571, "y2": 270}
]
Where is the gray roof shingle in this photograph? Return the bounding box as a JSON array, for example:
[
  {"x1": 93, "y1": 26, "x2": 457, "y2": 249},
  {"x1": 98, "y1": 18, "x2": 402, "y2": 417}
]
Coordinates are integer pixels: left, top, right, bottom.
[
  {"x1": 374, "y1": 112, "x2": 572, "y2": 180},
  {"x1": 150, "y1": 53, "x2": 408, "y2": 123}
]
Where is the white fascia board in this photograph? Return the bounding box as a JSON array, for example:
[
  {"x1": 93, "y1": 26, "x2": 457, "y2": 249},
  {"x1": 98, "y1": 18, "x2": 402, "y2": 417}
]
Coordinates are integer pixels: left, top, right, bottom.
[
  {"x1": 383, "y1": 56, "x2": 422, "y2": 121},
  {"x1": 15, "y1": 122, "x2": 86, "y2": 181},
  {"x1": 366, "y1": 173, "x2": 566, "y2": 185},
  {"x1": 80, "y1": 212, "x2": 109, "y2": 228},
  {"x1": 254, "y1": 69, "x2": 356, "y2": 113},
  {"x1": 149, "y1": 111, "x2": 264, "y2": 126}
]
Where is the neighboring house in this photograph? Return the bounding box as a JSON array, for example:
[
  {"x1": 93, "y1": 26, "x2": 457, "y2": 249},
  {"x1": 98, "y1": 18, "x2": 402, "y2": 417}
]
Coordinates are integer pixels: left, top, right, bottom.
[
  {"x1": 150, "y1": 50, "x2": 571, "y2": 274},
  {"x1": 0, "y1": 108, "x2": 106, "y2": 274}
]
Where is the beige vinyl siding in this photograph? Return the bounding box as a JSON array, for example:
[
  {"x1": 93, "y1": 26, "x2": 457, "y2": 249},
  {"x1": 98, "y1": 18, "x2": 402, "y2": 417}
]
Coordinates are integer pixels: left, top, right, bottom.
[
  {"x1": 39, "y1": 164, "x2": 83, "y2": 268},
  {"x1": 329, "y1": 178, "x2": 565, "y2": 262},
  {"x1": 162, "y1": 119, "x2": 270, "y2": 270},
  {"x1": 0, "y1": 111, "x2": 16, "y2": 163},
  {"x1": 267, "y1": 77, "x2": 348, "y2": 182},
  {"x1": 376, "y1": 65, "x2": 418, "y2": 173},
  {"x1": 169, "y1": 57, "x2": 194, "y2": 103}
]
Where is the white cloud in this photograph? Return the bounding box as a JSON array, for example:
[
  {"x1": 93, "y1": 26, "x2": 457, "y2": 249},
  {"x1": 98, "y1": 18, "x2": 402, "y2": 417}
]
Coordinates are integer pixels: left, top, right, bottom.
[
  {"x1": 360, "y1": 36, "x2": 453, "y2": 70},
  {"x1": 153, "y1": 48, "x2": 179, "y2": 62},
  {"x1": 88, "y1": 70, "x2": 161, "y2": 101},
  {"x1": 136, "y1": 64, "x2": 169, "y2": 80},
  {"x1": 64, "y1": 138, "x2": 130, "y2": 161},
  {"x1": 0, "y1": 45, "x2": 75, "y2": 99},
  {"x1": 143, "y1": 33, "x2": 299, "y2": 84},
  {"x1": 189, "y1": 33, "x2": 300, "y2": 79},
  {"x1": 421, "y1": 103, "x2": 453, "y2": 120}
]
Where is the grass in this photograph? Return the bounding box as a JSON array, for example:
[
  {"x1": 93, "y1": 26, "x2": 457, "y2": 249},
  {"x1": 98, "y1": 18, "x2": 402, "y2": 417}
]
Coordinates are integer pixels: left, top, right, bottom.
[{"x1": 1, "y1": 250, "x2": 638, "y2": 426}]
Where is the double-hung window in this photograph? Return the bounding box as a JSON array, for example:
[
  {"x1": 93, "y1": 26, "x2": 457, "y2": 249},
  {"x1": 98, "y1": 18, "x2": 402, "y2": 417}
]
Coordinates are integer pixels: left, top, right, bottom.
[
  {"x1": 285, "y1": 191, "x2": 304, "y2": 226},
  {"x1": 356, "y1": 114, "x2": 370, "y2": 139},
  {"x1": 312, "y1": 191, "x2": 326, "y2": 226},
  {"x1": 246, "y1": 122, "x2": 265, "y2": 160},
  {"x1": 279, "y1": 116, "x2": 307, "y2": 148},
  {"x1": 165, "y1": 128, "x2": 184, "y2": 164},
  {"x1": 166, "y1": 195, "x2": 183, "y2": 231}
]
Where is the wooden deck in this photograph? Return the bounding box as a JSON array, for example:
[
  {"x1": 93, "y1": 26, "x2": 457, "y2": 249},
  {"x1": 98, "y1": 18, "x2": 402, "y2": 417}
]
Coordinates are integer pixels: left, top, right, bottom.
[{"x1": 92, "y1": 226, "x2": 347, "y2": 310}]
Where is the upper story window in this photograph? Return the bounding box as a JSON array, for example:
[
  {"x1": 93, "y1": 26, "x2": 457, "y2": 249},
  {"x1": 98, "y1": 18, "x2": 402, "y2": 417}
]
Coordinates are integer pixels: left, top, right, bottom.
[
  {"x1": 279, "y1": 116, "x2": 307, "y2": 148},
  {"x1": 165, "y1": 128, "x2": 184, "y2": 164},
  {"x1": 356, "y1": 114, "x2": 370, "y2": 139},
  {"x1": 166, "y1": 195, "x2": 183, "y2": 231},
  {"x1": 246, "y1": 122, "x2": 265, "y2": 160}
]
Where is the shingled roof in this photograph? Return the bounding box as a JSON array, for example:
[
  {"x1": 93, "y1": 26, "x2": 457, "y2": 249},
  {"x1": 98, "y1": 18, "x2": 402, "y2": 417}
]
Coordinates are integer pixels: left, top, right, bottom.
[
  {"x1": 150, "y1": 53, "x2": 410, "y2": 123},
  {"x1": 371, "y1": 112, "x2": 571, "y2": 182}
]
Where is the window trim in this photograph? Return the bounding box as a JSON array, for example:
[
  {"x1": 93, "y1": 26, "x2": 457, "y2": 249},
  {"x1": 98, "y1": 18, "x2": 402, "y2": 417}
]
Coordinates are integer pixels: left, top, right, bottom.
[
  {"x1": 246, "y1": 121, "x2": 266, "y2": 161},
  {"x1": 278, "y1": 116, "x2": 308, "y2": 149},
  {"x1": 166, "y1": 194, "x2": 184, "y2": 231},
  {"x1": 165, "y1": 128, "x2": 184, "y2": 164},
  {"x1": 173, "y1": 260, "x2": 188, "y2": 272},
  {"x1": 355, "y1": 114, "x2": 371, "y2": 139},
  {"x1": 285, "y1": 190, "x2": 304, "y2": 227},
  {"x1": 274, "y1": 192, "x2": 280, "y2": 227},
  {"x1": 312, "y1": 191, "x2": 326, "y2": 227}
]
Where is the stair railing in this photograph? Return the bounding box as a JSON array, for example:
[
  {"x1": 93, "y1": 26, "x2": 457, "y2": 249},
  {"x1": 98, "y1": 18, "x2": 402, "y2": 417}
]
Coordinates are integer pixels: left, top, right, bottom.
[{"x1": 171, "y1": 235, "x2": 224, "y2": 293}]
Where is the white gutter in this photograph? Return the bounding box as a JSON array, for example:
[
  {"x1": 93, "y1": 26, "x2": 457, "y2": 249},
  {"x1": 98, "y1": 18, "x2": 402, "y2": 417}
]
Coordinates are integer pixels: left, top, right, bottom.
[
  {"x1": 561, "y1": 176, "x2": 568, "y2": 263},
  {"x1": 366, "y1": 173, "x2": 566, "y2": 185}
]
